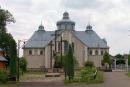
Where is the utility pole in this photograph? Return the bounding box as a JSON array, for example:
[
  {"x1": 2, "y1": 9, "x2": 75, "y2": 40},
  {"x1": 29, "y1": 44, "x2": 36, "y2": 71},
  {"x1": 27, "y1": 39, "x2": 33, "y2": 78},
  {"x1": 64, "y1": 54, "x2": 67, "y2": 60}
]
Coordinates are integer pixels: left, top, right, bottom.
[
  {"x1": 61, "y1": 36, "x2": 63, "y2": 67},
  {"x1": 17, "y1": 39, "x2": 26, "y2": 81},
  {"x1": 17, "y1": 40, "x2": 20, "y2": 81}
]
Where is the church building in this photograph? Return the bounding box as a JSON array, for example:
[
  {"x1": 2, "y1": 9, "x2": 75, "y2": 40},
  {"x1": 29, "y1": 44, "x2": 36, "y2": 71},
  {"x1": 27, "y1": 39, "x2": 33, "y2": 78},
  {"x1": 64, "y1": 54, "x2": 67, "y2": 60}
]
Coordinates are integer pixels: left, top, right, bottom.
[{"x1": 23, "y1": 12, "x2": 109, "y2": 70}]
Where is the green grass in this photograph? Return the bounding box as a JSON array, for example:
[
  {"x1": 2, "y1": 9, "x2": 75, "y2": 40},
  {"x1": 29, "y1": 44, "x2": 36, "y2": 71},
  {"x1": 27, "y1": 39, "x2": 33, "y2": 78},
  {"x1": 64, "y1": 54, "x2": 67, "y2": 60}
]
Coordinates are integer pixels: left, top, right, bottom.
[
  {"x1": 128, "y1": 72, "x2": 130, "y2": 77},
  {"x1": 64, "y1": 69, "x2": 104, "y2": 84},
  {"x1": 20, "y1": 71, "x2": 45, "y2": 82}
]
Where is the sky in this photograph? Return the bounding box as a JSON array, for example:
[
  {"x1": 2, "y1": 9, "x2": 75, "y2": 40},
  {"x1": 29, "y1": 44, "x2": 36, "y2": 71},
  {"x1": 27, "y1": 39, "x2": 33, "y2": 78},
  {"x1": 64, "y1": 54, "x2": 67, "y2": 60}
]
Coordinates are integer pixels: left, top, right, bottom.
[{"x1": 1, "y1": 0, "x2": 130, "y2": 56}]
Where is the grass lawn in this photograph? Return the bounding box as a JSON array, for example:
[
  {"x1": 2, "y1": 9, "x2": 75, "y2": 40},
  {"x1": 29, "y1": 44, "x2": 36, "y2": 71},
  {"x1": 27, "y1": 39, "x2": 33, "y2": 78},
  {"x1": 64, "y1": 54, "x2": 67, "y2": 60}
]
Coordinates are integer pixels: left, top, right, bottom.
[
  {"x1": 128, "y1": 72, "x2": 130, "y2": 77},
  {"x1": 65, "y1": 68, "x2": 104, "y2": 84},
  {"x1": 20, "y1": 71, "x2": 45, "y2": 82}
]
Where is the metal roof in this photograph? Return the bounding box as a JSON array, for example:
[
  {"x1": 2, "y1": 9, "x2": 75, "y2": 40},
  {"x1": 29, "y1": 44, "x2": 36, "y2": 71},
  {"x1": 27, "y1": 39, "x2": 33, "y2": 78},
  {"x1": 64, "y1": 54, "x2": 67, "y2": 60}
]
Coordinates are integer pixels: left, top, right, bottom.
[
  {"x1": 24, "y1": 29, "x2": 108, "y2": 49},
  {"x1": 24, "y1": 30, "x2": 55, "y2": 48},
  {"x1": 73, "y1": 30, "x2": 109, "y2": 48},
  {"x1": 0, "y1": 56, "x2": 7, "y2": 61}
]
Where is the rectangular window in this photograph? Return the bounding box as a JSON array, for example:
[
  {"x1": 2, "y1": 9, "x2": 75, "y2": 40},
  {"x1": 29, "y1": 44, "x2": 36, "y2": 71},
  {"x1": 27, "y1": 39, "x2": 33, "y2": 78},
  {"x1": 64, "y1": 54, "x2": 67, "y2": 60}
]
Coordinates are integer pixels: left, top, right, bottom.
[
  {"x1": 28, "y1": 50, "x2": 32, "y2": 55},
  {"x1": 38, "y1": 49, "x2": 43, "y2": 55},
  {"x1": 72, "y1": 42, "x2": 74, "y2": 53},
  {"x1": 40, "y1": 50, "x2": 43, "y2": 55},
  {"x1": 58, "y1": 42, "x2": 61, "y2": 52},
  {"x1": 64, "y1": 40, "x2": 68, "y2": 53}
]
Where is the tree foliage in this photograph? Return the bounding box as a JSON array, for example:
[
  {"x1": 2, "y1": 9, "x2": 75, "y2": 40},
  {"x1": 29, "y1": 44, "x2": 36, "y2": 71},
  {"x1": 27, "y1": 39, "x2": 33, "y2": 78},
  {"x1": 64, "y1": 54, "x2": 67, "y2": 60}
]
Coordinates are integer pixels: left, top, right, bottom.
[
  {"x1": 0, "y1": 7, "x2": 17, "y2": 78},
  {"x1": 115, "y1": 54, "x2": 124, "y2": 59},
  {"x1": 0, "y1": 6, "x2": 15, "y2": 32},
  {"x1": 64, "y1": 44, "x2": 74, "y2": 80},
  {"x1": 102, "y1": 52, "x2": 111, "y2": 66},
  {"x1": 19, "y1": 57, "x2": 27, "y2": 73},
  {"x1": 85, "y1": 61, "x2": 94, "y2": 68},
  {"x1": 115, "y1": 54, "x2": 125, "y2": 64}
]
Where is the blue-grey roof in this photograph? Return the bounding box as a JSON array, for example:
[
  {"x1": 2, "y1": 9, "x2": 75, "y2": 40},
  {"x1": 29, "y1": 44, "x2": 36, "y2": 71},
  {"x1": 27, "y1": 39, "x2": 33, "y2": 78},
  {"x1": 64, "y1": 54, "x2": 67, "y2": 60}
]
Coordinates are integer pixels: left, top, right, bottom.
[
  {"x1": 24, "y1": 30, "x2": 55, "y2": 48},
  {"x1": 24, "y1": 29, "x2": 108, "y2": 48},
  {"x1": 0, "y1": 56, "x2": 7, "y2": 61},
  {"x1": 73, "y1": 30, "x2": 108, "y2": 48}
]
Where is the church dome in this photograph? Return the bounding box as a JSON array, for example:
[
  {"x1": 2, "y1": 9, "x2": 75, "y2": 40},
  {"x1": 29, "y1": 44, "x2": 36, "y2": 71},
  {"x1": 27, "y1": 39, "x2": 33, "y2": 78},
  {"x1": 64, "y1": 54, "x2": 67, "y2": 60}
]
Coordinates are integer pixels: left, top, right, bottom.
[
  {"x1": 57, "y1": 12, "x2": 75, "y2": 30},
  {"x1": 38, "y1": 23, "x2": 45, "y2": 31},
  {"x1": 85, "y1": 24, "x2": 93, "y2": 32},
  {"x1": 86, "y1": 24, "x2": 92, "y2": 30}
]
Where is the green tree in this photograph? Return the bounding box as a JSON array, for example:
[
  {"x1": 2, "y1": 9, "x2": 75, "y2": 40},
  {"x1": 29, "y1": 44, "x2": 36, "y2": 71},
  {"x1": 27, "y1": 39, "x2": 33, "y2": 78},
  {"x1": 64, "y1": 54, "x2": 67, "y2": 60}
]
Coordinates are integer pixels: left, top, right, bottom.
[
  {"x1": 115, "y1": 54, "x2": 125, "y2": 64},
  {"x1": 0, "y1": 7, "x2": 17, "y2": 79},
  {"x1": 103, "y1": 52, "x2": 111, "y2": 66},
  {"x1": 19, "y1": 57, "x2": 27, "y2": 74},
  {"x1": 128, "y1": 54, "x2": 130, "y2": 66},
  {"x1": 0, "y1": 6, "x2": 15, "y2": 32},
  {"x1": 64, "y1": 44, "x2": 74, "y2": 80},
  {"x1": 115, "y1": 54, "x2": 124, "y2": 59}
]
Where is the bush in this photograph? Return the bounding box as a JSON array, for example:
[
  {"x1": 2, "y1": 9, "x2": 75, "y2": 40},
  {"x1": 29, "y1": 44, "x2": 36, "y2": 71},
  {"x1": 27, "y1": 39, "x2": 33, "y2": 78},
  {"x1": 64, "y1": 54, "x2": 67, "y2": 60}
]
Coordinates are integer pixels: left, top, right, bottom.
[
  {"x1": 0, "y1": 69, "x2": 8, "y2": 83},
  {"x1": 19, "y1": 57, "x2": 27, "y2": 73},
  {"x1": 85, "y1": 61, "x2": 94, "y2": 68},
  {"x1": 80, "y1": 67, "x2": 96, "y2": 82}
]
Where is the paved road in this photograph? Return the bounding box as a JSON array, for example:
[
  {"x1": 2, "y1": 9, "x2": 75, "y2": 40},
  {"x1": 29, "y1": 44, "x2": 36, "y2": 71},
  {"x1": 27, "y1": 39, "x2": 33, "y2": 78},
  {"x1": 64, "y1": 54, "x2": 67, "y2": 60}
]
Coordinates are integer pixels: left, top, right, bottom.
[
  {"x1": 19, "y1": 72, "x2": 130, "y2": 87},
  {"x1": 104, "y1": 72, "x2": 130, "y2": 87}
]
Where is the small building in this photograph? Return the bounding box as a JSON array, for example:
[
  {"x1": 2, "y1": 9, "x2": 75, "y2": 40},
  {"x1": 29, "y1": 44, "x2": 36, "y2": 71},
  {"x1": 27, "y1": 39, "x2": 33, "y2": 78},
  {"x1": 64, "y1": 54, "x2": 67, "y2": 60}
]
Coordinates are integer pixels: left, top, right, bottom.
[
  {"x1": 23, "y1": 12, "x2": 109, "y2": 71},
  {"x1": 0, "y1": 48, "x2": 7, "y2": 69}
]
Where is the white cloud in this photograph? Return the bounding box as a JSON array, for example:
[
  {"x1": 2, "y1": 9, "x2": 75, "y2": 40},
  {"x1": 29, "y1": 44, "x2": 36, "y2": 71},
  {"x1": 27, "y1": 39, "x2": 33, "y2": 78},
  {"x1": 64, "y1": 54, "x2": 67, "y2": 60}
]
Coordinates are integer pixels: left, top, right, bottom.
[{"x1": 1, "y1": 0, "x2": 130, "y2": 56}]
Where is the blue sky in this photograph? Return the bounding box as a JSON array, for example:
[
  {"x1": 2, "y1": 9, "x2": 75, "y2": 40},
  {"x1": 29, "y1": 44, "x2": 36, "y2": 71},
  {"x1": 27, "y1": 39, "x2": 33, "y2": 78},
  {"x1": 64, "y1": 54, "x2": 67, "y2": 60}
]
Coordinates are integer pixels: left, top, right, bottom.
[{"x1": 1, "y1": 0, "x2": 130, "y2": 56}]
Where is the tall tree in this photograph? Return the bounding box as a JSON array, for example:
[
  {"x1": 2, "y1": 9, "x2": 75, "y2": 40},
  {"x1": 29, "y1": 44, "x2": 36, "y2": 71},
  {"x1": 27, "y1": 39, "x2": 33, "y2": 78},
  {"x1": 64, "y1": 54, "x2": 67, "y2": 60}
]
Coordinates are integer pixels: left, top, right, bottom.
[
  {"x1": 0, "y1": 6, "x2": 15, "y2": 32},
  {"x1": 64, "y1": 44, "x2": 74, "y2": 80},
  {"x1": 0, "y1": 7, "x2": 17, "y2": 79}
]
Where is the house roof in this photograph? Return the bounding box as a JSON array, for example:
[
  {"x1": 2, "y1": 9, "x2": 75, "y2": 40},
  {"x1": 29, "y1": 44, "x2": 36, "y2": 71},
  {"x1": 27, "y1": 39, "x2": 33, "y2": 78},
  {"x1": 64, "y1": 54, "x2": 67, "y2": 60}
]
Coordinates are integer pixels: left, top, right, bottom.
[
  {"x1": 24, "y1": 29, "x2": 108, "y2": 49},
  {"x1": 0, "y1": 56, "x2": 7, "y2": 61},
  {"x1": 73, "y1": 30, "x2": 109, "y2": 48},
  {"x1": 23, "y1": 30, "x2": 55, "y2": 48}
]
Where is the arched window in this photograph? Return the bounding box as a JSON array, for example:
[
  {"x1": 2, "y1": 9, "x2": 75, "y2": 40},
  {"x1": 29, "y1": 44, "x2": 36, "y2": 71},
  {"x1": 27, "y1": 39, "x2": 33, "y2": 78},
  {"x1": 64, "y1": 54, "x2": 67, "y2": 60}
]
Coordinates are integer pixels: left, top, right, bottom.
[{"x1": 95, "y1": 50, "x2": 98, "y2": 55}]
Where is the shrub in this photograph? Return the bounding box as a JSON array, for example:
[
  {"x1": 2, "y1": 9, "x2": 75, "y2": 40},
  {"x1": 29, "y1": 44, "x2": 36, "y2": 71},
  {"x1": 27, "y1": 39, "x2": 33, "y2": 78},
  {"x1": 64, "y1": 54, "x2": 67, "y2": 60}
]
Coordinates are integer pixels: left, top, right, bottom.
[
  {"x1": 85, "y1": 61, "x2": 94, "y2": 68},
  {"x1": 19, "y1": 57, "x2": 27, "y2": 73},
  {"x1": 103, "y1": 52, "x2": 111, "y2": 66},
  {"x1": 0, "y1": 69, "x2": 8, "y2": 83},
  {"x1": 80, "y1": 67, "x2": 96, "y2": 82}
]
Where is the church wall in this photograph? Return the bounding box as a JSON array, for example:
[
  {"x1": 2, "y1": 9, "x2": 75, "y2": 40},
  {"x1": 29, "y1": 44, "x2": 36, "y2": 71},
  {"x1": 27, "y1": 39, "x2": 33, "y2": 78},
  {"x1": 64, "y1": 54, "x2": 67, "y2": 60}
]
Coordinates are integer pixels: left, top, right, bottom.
[
  {"x1": 23, "y1": 48, "x2": 45, "y2": 70},
  {"x1": 55, "y1": 31, "x2": 88, "y2": 67},
  {"x1": 88, "y1": 48, "x2": 109, "y2": 67}
]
